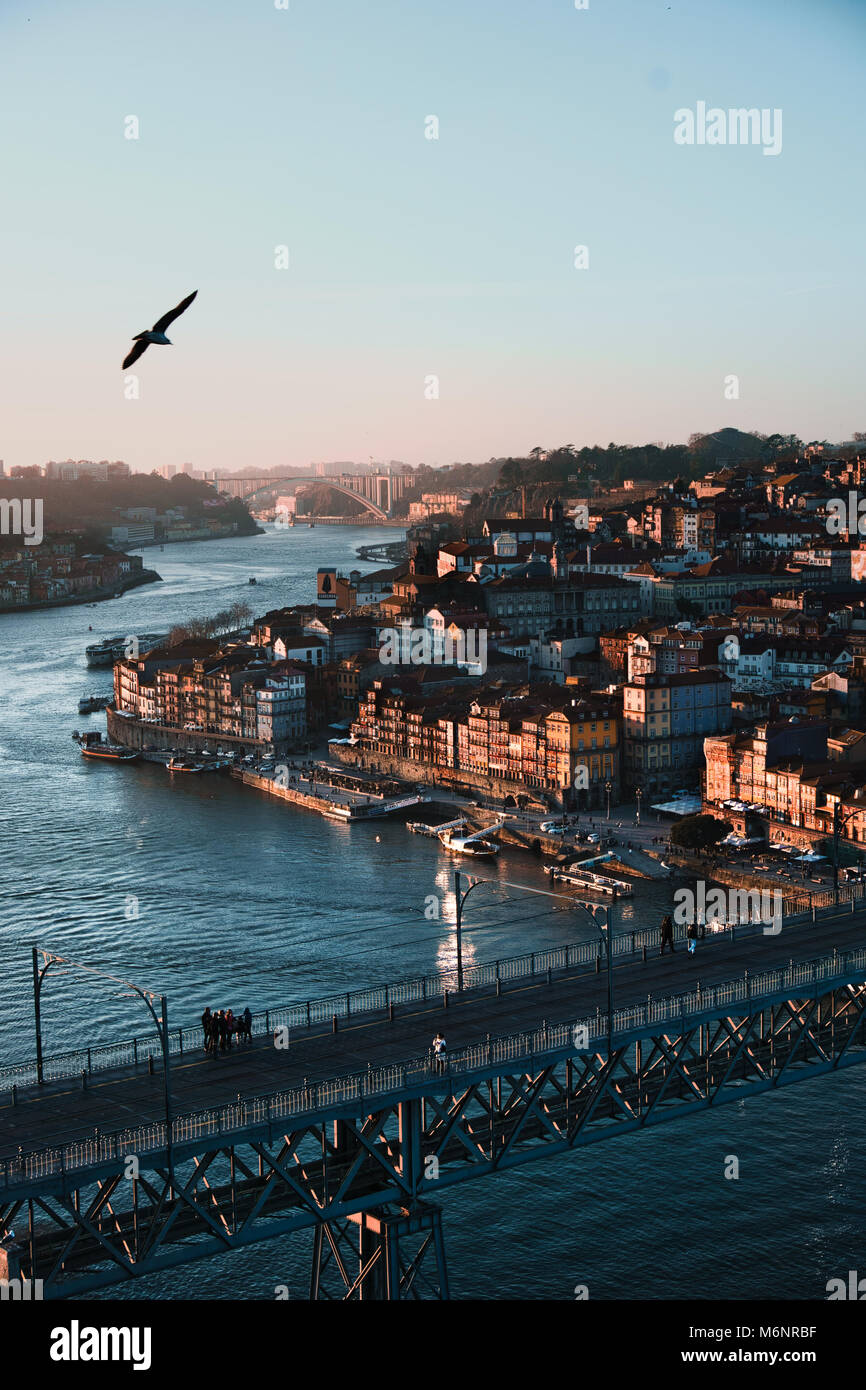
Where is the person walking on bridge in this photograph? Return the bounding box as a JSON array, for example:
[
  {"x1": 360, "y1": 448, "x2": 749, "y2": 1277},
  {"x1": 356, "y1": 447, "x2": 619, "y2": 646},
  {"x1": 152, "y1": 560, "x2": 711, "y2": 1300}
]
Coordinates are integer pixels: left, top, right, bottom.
[
  {"x1": 432, "y1": 1032, "x2": 447, "y2": 1071},
  {"x1": 660, "y1": 913, "x2": 676, "y2": 955},
  {"x1": 201, "y1": 1007, "x2": 213, "y2": 1053}
]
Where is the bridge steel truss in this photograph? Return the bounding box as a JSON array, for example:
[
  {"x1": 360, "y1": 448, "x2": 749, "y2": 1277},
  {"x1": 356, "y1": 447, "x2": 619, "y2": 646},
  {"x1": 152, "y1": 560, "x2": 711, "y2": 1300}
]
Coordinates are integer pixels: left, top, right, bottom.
[{"x1": 2, "y1": 967, "x2": 866, "y2": 1299}]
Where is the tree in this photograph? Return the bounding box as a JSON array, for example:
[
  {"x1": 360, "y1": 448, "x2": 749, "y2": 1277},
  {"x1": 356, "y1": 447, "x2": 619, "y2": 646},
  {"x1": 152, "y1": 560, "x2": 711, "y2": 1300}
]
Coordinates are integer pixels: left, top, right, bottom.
[
  {"x1": 228, "y1": 600, "x2": 252, "y2": 628},
  {"x1": 498, "y1": 459, "x2": 524, "y2": 490},
  {"x1": 675, "y1": 597, "x2": 702, "y2": 621},
  {"x1": 670, "y1": 814, "x2": 733, "y2": 852}
]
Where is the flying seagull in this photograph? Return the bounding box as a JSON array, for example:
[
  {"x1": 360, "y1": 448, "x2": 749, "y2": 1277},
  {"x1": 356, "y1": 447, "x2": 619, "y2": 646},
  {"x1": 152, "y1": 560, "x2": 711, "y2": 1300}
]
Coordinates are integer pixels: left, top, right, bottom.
[{"x1": 122, "y1": 290, "x2": 198, "y2": 370}]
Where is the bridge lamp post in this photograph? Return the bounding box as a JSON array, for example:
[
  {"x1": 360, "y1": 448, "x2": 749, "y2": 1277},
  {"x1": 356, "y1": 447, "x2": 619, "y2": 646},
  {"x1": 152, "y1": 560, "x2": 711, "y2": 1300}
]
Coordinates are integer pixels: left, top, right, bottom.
[
  {"x1": 452, "y1": 869, "x2": 480, "y2": 994},
  {"x1": 562, "y1": 893, "x2": 618, "y2": 1067},
  {"x1": 452, "y1": 870, "x2": 548, "y2": 993},
  {"x1": 605, "y1": 780, "x2": 612, "y2": 822},
  {"x1": 635, "y1": 786, "x2": 643, "y2": 827},
  {"x1": 451, "y1": 875, "x2": 619, "y2": 1062},
  {"x1": 831, "y1": 800, "x2": 860, "y2": 906},
  {"x1": 31, "y1": 947, "x2": 174, "y2": 1175}
]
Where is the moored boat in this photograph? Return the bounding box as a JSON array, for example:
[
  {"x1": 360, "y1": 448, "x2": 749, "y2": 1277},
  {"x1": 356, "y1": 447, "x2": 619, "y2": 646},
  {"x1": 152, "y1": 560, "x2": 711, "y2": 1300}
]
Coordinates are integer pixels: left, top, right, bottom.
[
  {"x1": 85, "y1": 635, "x2": 126, "y2": 668},
  {"x1": 85, "y1": 632, "x2": 170, "y2": 668},
  {"x1": 167, "y1": 757, "x2": 207, "y2": 773},
  {"x1": 439, "y1": 827, "x2": 500, "y2": 857},
  {"x1": 74, "y1": 731, "x2": 138, "y2": 762},
  {"x1": 78, "y1": 695, "x2": 112, "y2": 715}
]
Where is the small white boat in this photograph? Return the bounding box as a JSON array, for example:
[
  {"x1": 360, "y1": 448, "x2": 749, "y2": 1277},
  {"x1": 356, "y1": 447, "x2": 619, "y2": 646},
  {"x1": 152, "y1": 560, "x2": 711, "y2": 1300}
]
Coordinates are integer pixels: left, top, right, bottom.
[{"x1": 438, "y1": 820, "x2": 506, "y2": 858}]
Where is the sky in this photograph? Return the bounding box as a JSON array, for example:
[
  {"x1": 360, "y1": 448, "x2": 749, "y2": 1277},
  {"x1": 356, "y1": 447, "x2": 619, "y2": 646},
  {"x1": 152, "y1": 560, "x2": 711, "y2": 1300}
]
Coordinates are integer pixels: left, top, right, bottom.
[{"x1": 0, "y1": 0, "x2": 864, "y2": 474}]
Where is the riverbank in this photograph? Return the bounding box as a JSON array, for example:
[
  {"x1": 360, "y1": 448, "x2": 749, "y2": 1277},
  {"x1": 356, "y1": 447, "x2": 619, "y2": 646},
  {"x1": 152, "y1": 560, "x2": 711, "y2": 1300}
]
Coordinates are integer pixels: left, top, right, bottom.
[
  {"x1": 328, "y1": 743, "x2": 566, "y2": 811},
  {"x1": 128, "y1": 524, "x2": 264, "y2": 548},
  {"x1": 0, "y1": 568, "x2": 161, "y2": 615},
  {"x1": 107, "y1": 707, "x2": 277, "y2": 757}
]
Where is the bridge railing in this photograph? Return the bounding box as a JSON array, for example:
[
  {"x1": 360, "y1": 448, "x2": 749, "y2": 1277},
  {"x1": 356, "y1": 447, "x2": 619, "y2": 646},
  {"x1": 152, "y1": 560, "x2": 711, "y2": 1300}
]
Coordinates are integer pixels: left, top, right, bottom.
[
  {"x1": 3, "y1": 943, "x2": 865, "y2": 1190},
  {"x1": 1, "y1": 894, "x2": 862, "y2": 1094}
]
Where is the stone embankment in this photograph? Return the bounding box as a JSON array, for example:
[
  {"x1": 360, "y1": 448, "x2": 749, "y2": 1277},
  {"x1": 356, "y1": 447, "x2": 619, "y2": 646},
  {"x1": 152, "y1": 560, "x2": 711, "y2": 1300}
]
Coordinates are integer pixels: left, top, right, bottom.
[
  {"x1": 107, "y1": 708, "x2": 269, "y2": 756},
  {"x1": 328, "y1": 743, "x2": 563, "y2": 812}
]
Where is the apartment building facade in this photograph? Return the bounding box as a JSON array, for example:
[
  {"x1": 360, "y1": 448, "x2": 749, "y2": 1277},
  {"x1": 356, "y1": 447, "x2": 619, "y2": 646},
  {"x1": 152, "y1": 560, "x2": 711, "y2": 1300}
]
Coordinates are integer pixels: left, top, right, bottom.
[{"x1": 622, "y1": 670, "x2": 732, "y2": 794}]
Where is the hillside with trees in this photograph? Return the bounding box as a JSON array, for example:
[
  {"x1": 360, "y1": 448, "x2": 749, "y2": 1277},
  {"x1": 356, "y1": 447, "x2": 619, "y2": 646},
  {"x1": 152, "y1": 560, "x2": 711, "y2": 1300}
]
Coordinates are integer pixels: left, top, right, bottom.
[{"x1": 0, "y1": 472, "x2": 258, "y2": 542}]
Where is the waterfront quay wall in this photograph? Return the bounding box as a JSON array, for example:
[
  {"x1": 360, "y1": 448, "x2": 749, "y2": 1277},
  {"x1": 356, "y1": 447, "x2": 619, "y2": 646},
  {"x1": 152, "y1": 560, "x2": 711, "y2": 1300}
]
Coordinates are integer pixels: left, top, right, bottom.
[
  {"x1": 107, "y1": 708, "x2": 273, "y2": 757},
  {"x1": 237, "y1": 770, "x2": 339, "y2": 816},
  {"x1": 328, "y1": 743, "x2": 562, "y2": 812}
]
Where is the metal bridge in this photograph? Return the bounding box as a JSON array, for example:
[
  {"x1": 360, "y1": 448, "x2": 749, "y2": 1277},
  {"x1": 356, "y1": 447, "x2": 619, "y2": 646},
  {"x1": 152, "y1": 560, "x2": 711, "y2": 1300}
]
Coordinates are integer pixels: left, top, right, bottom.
[
  {"x1": 218, "y1": 474, "x2": 398, "y2": 519},
  {"x1": 2, "y1": 903, "x2": 866, "y2": 1299}
]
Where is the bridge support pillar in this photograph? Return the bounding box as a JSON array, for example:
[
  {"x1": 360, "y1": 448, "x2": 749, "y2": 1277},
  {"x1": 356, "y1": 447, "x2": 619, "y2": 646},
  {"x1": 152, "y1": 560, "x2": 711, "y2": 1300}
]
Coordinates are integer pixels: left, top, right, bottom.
[{"x1": 310, "y1": 1202, "x2": 448, "y2": 1300}]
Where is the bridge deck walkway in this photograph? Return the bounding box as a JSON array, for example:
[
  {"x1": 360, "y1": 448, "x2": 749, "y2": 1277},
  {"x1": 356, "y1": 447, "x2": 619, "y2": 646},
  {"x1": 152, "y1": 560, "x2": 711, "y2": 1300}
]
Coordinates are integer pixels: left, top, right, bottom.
[{"x1": 3, "y1": 908, "x2": 865, "y2": 1158}]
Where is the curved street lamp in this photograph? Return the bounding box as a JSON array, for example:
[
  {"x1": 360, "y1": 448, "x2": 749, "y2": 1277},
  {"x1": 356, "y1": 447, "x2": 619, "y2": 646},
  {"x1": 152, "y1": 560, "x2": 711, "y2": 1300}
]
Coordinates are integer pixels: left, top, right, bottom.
[
  {"x1": 451, "y1": 872, "x2": 619, "y2": 1067},
  {"x1": 831, "y1": 800, "x2": 861, "y2": 905},
  {"x1": 31, "y1": 946, "x2": 174, "y2": 1177}
]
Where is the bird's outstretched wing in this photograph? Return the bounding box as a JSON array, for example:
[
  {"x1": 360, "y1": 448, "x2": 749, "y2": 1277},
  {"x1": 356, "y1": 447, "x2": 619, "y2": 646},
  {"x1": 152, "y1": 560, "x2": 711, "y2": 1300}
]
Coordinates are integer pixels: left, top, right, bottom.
[
  {"x1": 122, "y1": 339, "x2": 150, "y2": 370},
  {"x1": 152, "y1": 290, "x2": 198, "y2": 335}
]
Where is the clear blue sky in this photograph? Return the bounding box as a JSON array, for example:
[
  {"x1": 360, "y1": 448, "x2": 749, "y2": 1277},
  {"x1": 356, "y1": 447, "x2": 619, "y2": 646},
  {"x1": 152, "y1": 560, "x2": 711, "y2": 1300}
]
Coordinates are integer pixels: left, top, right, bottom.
[{"x1": 0, "y1": 0, "x2": 863, "y2": 473}]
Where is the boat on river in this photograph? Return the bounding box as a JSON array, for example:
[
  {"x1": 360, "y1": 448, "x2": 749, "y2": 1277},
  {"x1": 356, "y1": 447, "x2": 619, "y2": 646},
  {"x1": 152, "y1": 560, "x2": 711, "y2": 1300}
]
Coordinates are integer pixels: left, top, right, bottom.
[
  {"x1": 74, "y1": 731, "x2": 138, "y2": 762},
  {"x1": 78, "y1": 695, "x2": 112, "y2": 715},
  {"x1": 85, "y1": 632, "x2": 169, "y2": 668},
  {"x1": 167, "y1": 757, "x2": 207, "y2": 774},
  {"x1": 438, "y1": 820, "x2": 505, "y2": 858}
]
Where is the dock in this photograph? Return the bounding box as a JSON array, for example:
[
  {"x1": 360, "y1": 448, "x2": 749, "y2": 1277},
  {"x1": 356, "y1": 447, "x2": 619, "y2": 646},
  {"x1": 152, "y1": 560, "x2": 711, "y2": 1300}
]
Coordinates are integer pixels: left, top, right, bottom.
[
  {"x1": 238, "y1": 768, "x2": 429, "y2": 821},
  {"x1": 408, "y1": 817, "x2": 467, "y2": 837},
  {"x1": 551, "y1": 852, "x2": 634, "y2": 896},
  {"x1": 552, "y1": 869, "x2": 633, "y2": 896}
]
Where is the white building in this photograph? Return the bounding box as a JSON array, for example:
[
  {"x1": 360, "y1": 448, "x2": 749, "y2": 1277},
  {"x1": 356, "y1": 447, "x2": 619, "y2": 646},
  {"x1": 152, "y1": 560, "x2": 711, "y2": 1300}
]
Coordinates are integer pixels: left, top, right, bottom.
[{"x1": 254, "y1": 666, "x2": 306, "y2": 744}]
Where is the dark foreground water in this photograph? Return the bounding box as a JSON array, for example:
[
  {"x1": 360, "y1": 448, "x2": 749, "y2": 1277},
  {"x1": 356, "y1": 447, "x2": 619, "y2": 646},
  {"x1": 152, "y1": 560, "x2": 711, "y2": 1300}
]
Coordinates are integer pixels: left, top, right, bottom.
[{"x1": 0, "y1": 524, "x2": 863, "y2": 1300}]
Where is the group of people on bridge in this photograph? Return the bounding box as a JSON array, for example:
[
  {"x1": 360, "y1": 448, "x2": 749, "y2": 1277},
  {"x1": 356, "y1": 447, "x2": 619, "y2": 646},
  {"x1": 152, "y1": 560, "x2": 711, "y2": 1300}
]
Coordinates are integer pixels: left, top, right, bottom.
[{"x1": 201, "y1": 1006, "x2": 252, "y2": 1052}]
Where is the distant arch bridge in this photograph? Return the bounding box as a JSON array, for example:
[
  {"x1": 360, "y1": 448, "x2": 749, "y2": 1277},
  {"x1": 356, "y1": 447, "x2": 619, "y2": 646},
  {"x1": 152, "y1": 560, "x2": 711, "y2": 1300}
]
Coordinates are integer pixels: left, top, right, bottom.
[{"x1": 219, "y1": 474, "x2": 392, "y2": 520}]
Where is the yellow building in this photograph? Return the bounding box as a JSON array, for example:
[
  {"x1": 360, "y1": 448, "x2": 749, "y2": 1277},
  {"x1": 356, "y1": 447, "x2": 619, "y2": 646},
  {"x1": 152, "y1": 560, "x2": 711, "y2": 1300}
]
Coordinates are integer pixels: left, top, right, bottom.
[{"x1": 544, "y1": 703, "x2": 619, "y2": 807}]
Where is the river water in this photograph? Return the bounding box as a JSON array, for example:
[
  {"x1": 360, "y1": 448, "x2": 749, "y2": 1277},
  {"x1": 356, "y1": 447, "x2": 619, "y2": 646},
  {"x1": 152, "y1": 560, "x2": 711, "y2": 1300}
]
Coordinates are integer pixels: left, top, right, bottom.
[{"x1": 1, "y1": 524, "x2": 863, "y2": 1300}]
